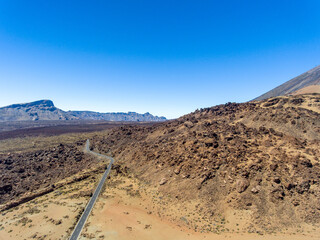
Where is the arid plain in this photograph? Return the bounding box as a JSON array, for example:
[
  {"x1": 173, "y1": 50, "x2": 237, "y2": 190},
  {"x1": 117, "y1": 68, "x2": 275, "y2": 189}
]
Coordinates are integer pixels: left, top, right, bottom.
[{"x1": 1, "y1": 94, "x2": 320, "y2": 240}]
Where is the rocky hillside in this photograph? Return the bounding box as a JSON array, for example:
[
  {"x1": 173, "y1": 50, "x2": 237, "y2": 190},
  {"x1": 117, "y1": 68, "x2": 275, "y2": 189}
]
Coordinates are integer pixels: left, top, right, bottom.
[
  {"x1": 0, "y1": 100, "x2": 166, "y2": 122},
  {"x1": 255, "y1": 65, "x2": 320, "y2": 101},
  {"x1": 91, "y1": 94, "x2": 320, "y2": 232}
]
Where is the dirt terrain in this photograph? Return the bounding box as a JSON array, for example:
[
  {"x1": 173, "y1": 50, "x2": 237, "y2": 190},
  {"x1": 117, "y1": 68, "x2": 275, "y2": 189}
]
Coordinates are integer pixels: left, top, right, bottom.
[
  {"x1": 1, "y1": 161, "x2": 319, "y2": 240},
  {"x1": 0, "y1": 141, "x2": 98, "y2": 207},
  {"x1": 0, "y1": 162, "x2": 107, "y2": 240},
  {"x1": 0, "y1": 94, "x2": 319, "y2": 239},
  {"x1": 292, "y1": 85, "x2": 320, "y2": 95},
  {"x1": 0, "y1": 120, "x2": 154, "y2": 140},
  {"x1": 82, "y1": 166, "x2": 320, "y2": 240},
  {"x1": 91, "y1": 94, "x2": 320, "y2": 233}
]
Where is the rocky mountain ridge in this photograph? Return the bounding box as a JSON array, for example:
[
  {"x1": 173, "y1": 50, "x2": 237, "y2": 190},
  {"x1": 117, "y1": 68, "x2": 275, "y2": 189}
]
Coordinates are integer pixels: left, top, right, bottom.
[
  {"x1": 69, "y1": 110, "x2": 166, "y2": 122},
  {"x1": 0, "y1": 100, "x2": 166, "y2": 122}
]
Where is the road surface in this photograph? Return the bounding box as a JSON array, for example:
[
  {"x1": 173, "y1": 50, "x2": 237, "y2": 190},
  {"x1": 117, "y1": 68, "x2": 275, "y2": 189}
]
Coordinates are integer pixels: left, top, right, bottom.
[{"x1": 69, "y1": 139, "x2": 114, "y2": 240}]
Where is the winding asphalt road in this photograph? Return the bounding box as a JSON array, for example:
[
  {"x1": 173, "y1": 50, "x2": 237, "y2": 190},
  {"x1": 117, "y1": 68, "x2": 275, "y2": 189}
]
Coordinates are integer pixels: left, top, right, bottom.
[{"x1": 69, "y1": 139, "x2": 114, "y2": 240}]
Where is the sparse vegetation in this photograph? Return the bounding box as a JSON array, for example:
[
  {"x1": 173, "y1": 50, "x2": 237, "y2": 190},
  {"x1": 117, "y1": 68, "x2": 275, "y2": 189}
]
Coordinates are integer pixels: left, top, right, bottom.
[{"x1": 0, "y1": 94, "x2": 319, "y2": 239}]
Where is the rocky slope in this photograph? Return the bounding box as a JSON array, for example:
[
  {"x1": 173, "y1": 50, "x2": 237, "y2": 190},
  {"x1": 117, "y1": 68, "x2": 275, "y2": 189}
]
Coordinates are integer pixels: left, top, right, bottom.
[
  {"x1": 255, "y1": 65, "x2": 320, "y2": 101},
  {"x1": 0, "y1": 100, "x2": 166, "y2": 122},
  {"x1": 0, "y1": 141, "x2": 97, "y2": 205},
  {"x1": 91, "y1": 94, "x2": 320, "y2": 232}
]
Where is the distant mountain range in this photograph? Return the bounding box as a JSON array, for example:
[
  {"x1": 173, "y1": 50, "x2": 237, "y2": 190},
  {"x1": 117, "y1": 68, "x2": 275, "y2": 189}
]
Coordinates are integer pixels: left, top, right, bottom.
[
  {"x1": 3, "y1": 64, "x2": 320, "y2": 122},
  {"x1": 0, "y1": 100, "x2": 167, "y2": 122},
  {"x1": 255, "y1": 65, "x2": 320, "y2": 101}
]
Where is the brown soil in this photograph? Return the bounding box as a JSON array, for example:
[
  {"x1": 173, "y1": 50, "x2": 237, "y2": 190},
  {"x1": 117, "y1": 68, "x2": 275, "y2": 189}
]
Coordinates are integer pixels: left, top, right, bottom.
[
  {"x1": 2, "y1": 162, "x2": 318, "y2": 240},
  {"x1": 82, "y1": 166, "x2": 320, "y2": 240},
  {"x1": 0, "y1": 165, "x2": 106, "y2": 240},
  {"x1": 0, "y1": 121, "x2": 154, "y2": 140},
  {"x1": 291, "y1": 85, "x2": 320, "y2": 96},
  {"x1": 0, "y1": 94, "x2": 319, "y2": 239},
  {"x1": 90, "y1": 94, "x2": 320, "y2": 233}
]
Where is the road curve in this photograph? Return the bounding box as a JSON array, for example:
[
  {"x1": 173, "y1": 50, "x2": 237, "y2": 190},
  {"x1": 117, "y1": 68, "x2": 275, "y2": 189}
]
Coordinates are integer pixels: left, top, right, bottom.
[{"x1": 69, "y1": 139, "x2": 114, "y2": 240}]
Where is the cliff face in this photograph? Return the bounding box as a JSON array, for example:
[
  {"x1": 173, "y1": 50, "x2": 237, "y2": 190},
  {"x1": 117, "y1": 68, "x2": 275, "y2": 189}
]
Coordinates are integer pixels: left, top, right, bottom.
[
  {"x1": 255, "y1": 65, "x2": 320, "y2": 101},
  {"x1": 0, "y1": 100, "x2": 76, "y2": 121},
  {"x1": 0, "y1": 100, "x2": 166, "y2": 122}
]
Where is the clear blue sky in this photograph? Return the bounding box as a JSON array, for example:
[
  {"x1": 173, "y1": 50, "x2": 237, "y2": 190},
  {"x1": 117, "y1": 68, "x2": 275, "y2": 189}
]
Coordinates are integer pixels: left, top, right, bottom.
[{"x1": 1, "y1": 1, "x2": 320, "y2": 118}]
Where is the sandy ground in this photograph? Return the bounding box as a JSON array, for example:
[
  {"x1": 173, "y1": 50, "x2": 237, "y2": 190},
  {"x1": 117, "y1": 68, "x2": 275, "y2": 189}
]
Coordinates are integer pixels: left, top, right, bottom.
[
  {"x1": 1, "y1": 164, "x2": 319, "y2": 240},
  {"x1": 81, "y1": 174, "x2": 320, "y2": 240},
  {"x1": 0, "y1": 170, "x2": 102, "y2": 240},
  {"x1": 292, "y1": 85, "x2": 320, "y2": 96}
]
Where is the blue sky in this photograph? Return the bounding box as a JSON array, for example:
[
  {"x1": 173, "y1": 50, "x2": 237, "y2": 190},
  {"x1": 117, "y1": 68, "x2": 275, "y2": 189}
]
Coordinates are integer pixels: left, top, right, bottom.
[{"x1": 0, "y1": 1, "x2": 320, "y2": 118}]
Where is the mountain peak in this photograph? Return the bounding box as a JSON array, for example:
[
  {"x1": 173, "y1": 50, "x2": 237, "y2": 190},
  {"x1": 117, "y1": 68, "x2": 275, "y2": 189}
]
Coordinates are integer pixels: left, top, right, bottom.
[
  {"x1": 255, "y1": 65, "x2": 320, "y2": 101},
  {"x1": 32, "y1": 99, "x2": 54, "y2": 107},
  {"x1": 3, "y1": 99, "x2": 55, "y2": 109}
]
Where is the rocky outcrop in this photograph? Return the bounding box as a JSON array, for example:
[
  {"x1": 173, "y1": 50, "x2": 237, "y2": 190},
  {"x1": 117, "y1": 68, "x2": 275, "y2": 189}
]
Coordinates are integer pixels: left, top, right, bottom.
[
  {"x1": 92, "y1": 94, "x2": 320, "y2": 231},
  {"x1": 0, "y1": 142, "x2": 98, "y2": 205}
]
